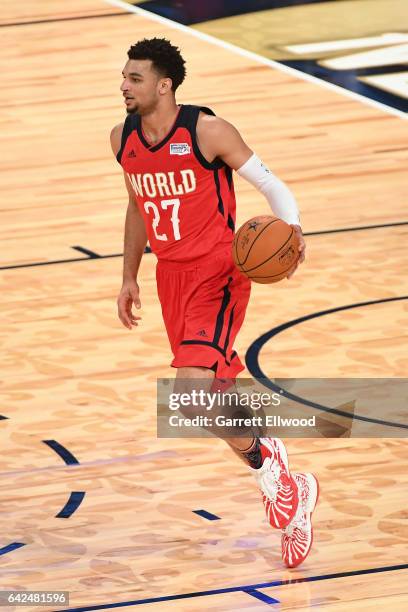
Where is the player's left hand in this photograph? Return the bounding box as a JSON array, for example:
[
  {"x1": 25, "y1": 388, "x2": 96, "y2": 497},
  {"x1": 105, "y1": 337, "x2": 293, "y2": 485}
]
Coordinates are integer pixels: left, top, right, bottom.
[{"x1": 286, "y1": 224, "x2": 305, "y2": 279}]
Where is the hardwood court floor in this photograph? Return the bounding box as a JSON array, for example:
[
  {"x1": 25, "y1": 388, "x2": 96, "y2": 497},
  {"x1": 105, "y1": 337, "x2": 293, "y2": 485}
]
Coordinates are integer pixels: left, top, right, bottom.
[{"x1": 0, "y1": 0, "x2": 407, "y2": 610}]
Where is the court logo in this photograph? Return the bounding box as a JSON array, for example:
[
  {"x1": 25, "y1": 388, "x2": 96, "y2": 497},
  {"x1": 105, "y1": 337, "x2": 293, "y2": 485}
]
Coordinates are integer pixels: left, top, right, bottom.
[
  {"x1": 282, "y1": 32, "x2": 408, "y2": 109},
  {"x1": 170, "y1": 143, "x2": 191, "y2": 155}
]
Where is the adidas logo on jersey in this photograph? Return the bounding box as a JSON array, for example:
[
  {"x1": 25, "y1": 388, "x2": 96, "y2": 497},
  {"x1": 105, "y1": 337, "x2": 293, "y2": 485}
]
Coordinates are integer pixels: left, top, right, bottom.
[
  {"x1": 196, "y1": 329, "x2": 208, "y2": 337},
  {"x1": 127, "y1": 149, "x2": 136, "y2": 158},
  {"x1": 170, "y1": 143, "x2": 190, "y2": 156}
]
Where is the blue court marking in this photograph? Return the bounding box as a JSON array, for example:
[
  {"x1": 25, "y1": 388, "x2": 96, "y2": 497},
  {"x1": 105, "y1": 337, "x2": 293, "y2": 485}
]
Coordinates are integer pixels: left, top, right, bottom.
[
  {"x1": 244, "y1": 588, "x2": 280, "y2": 604},
  {"x1": 246, "y1": 296, "x2": 408, "y2": 431},
  {"x1": 193, "y1": 509, "x2": 221, "y2": 520},
  {"x1": 0, "y1": 542, "x2": 26, "y2": 556},
  {"x1": 72, "y1": 246, "x2": 102, "y2": 259},
  {"x1": 43, "y1": 440, "x2": 80, "y2": 465},
  {"x1": 137, "y1": 0, "x2": 335, "y2": 26},
  {"x1": 56, "y1": 563, "x2": 408, "y2": 611},
  {"x1": 0, "y1": 246, "x2": 152, "y2": 271},
  {"x1": 72, "y1": 246, "x2": 152, "y2": 258},
  {"x1": 0, "y1": 415, "x2": 8, "y2": 420},
  {"x1": 56, "y1": 492, "x2": 86, "y2": 518},
  {"x1": 43, "y1": 441, "x2": 85, "y2": 518}
]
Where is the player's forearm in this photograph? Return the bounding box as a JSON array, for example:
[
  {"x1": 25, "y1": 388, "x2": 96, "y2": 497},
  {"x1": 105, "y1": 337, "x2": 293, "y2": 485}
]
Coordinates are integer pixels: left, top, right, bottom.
[
  {"x1": 237, "y1": 153, "x2": 300, "y2": 226},
  {"x1": 122, "y1": 201, "x2": 148, "y2": 283}
]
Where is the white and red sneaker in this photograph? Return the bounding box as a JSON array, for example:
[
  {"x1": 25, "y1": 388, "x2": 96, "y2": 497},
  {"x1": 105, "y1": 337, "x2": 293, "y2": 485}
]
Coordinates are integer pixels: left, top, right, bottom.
[
  {"x1": 281, "y1": 472, "x2": 319, "y2": 568},
  {"x1": 251, "y1": 438, "x2": 299, "y2": 530}
]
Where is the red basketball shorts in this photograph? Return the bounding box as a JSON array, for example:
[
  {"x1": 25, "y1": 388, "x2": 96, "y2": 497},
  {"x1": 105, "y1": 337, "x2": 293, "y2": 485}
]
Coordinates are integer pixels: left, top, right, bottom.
[{"x1": 156, "y1": 246, "x2": 251, "y2": 378}]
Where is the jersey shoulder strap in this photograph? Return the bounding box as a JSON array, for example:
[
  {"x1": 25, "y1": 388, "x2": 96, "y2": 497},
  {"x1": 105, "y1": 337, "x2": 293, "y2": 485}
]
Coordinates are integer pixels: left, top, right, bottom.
[
  {"x1": 179, "y1": 105, "x2": 225, "y2": 170},
  {"x1": 116, "y1": 114, "x2": 137, "y2": 164}
]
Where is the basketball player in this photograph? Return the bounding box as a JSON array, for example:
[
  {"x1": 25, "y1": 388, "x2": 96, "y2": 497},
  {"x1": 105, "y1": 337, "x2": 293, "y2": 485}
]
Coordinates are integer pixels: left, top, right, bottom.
[{"x1": 110, "y1": 38, "x2": 318, "y2": 568}]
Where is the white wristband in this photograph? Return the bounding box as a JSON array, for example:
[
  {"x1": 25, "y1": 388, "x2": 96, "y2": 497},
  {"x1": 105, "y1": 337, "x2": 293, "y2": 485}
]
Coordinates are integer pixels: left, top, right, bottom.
[{"x1": 236, "y1": 153, "x2": 300, "y2": 226}]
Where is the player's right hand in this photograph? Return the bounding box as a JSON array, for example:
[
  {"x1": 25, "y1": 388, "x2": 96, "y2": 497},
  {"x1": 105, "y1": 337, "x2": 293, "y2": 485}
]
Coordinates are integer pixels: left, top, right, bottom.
[{"x1": 117, "y1": 280, "x2": 142, "y2": 330}]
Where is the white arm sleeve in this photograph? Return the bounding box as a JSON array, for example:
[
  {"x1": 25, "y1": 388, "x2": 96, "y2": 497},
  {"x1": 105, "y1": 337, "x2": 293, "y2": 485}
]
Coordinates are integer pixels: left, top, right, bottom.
[{"x1": 236, "y1": 153, "x2": 300, "y2": 226}]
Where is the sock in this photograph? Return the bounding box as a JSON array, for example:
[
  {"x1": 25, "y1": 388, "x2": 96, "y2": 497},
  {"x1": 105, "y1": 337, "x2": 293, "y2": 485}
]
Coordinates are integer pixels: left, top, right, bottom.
[{"x1": 241, "y1": 437, "x2": 262, "y2": 469}]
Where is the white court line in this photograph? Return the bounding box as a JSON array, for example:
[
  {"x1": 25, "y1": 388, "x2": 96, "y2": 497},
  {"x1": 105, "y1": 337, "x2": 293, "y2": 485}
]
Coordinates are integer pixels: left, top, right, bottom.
[
  {"x1": 285, "y1": 33, "x2": 408, "y2": 55},
  {"x1": 104, "y1": 0, "x2": 406, "y2": 120}
]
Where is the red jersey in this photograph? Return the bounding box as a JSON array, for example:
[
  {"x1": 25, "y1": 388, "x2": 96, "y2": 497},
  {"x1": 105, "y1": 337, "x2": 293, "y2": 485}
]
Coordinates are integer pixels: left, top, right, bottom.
[{"x1": 116, "y1": 105, "x2": 236, "y2": 263}]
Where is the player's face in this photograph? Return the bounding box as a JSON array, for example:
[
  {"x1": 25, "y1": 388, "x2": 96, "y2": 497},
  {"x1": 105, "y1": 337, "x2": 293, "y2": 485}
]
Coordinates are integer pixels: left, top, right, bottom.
[{"x1": 120, "y1": 59, "x2": 162, "y2": 115}]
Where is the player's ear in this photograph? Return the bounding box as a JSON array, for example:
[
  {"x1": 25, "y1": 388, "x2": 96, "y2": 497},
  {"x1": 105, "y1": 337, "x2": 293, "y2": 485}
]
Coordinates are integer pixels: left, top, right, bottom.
[{"x1": 159, "y1": 77, "x2": 172, "y2": 95}]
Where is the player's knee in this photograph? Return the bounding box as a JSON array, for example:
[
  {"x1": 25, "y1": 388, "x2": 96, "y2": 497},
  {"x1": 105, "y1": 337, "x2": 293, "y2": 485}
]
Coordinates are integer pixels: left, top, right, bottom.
[
  {"x1": 174, "y1": 366, "x2": 214, "y2": 395},
  {"x1": 173, "y1": 366, "x2": 214, "y2": 418},
  {"x1": 176, "y1": 366, "x2": 214, "y2": 380}
]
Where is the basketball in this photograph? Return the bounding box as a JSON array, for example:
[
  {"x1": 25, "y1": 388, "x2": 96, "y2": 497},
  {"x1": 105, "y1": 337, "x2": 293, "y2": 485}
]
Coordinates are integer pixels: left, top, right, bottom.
[{"x1": 232, "y1": 215, "x2": 299, "y2": 283}]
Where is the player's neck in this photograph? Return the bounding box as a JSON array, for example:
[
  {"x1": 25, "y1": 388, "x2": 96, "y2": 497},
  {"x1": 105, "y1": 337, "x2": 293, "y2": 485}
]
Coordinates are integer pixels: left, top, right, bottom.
[{"x1": 140, "y1": 101, "x2": 180, "y2": 145}]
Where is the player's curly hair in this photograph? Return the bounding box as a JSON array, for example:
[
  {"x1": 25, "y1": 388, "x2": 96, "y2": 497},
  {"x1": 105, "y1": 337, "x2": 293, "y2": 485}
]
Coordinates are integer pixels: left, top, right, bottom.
[{"x1": 127, "y1": 38, "x2": 186, "y2": 91}]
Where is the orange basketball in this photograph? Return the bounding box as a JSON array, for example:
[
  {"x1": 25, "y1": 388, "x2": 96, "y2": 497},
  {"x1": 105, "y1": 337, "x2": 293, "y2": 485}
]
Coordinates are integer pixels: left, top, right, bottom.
[{"x1": 232, "y1": 215, "x2": 299, "y2": 284}]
